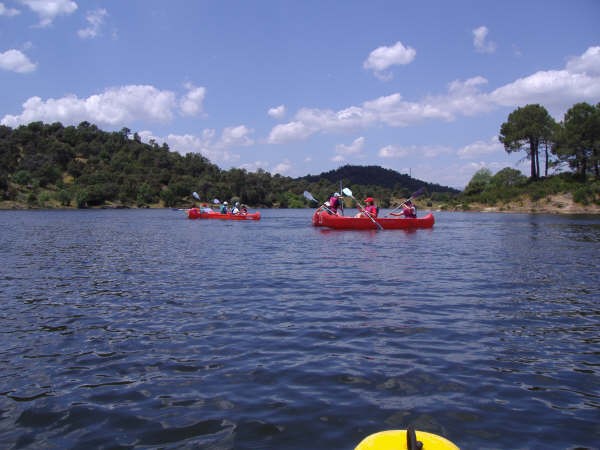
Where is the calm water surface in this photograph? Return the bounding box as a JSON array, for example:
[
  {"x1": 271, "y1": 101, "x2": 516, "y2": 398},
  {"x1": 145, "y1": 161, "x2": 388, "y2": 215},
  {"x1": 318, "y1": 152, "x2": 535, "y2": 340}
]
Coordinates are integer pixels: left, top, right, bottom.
[{"x1": 0, "y1": 209, "x2": 598, "y2": 449}]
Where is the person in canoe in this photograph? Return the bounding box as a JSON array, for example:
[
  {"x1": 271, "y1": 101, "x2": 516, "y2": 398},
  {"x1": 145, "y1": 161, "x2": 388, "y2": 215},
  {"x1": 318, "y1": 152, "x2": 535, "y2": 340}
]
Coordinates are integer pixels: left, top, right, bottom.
[
  {"x1": 231, "y1": 202, "x2": 240, "y2": 215},
  {"x1": 355, "y1": 197, "x2": 378, "y2": 218},
  {"x1": 391, "y1": 199, "x2": 417, "y2": 218},
  {"x1": 220, "y1": 201, "x2": 228, "y2": 214},
  {"x1": 328, "y1": 192, "x2": 343, "y2": 216}
]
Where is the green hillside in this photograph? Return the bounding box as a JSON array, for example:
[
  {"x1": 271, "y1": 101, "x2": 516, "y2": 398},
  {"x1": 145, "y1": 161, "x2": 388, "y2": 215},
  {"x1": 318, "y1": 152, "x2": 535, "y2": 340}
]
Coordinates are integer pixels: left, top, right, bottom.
[{"x1": 0, "y1": 121, "x2": 454, "y2": 209}]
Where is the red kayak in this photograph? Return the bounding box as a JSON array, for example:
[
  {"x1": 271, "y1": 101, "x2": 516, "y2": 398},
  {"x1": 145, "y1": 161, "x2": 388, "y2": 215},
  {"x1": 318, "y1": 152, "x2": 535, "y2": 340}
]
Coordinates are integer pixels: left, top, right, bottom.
[
  {"x1": 312, "y1": 210, "x2": 434, "y2": 230},
  {"x1": 187, "y1": 208, "x2": 261, "y2": 220}
]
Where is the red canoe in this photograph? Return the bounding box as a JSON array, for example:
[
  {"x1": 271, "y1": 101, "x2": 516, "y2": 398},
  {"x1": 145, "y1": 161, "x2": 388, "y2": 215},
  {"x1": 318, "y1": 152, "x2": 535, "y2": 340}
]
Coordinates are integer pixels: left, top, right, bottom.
[
  {"x1": 312, "y1": 210, "x2": 434, "y2": 230},
  {"x1": 187, "y1": 208, "x2": 261, "y2": 220}
]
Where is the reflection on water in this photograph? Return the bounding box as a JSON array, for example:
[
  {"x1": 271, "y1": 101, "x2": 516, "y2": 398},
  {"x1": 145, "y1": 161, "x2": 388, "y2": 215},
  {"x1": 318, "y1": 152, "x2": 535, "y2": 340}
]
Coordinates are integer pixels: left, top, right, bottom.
[{"x1": 0, "y1": 209, "x2": 598, "y2": 449}]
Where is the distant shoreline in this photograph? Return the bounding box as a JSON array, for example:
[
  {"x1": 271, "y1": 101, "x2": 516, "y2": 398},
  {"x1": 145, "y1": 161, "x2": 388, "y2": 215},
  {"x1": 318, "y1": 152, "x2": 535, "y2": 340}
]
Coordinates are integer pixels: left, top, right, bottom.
[
  {"x1": 445, "y1": 193, "x2": 600, "y2": 215},
  {"x1": 3, "y1": 194, "x2": 600, "y2": 215}
]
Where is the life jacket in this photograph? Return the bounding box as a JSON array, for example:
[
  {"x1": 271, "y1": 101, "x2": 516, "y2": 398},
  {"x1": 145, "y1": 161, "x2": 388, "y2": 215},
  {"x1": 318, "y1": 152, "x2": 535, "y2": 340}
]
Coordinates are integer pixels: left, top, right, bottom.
[
  {"x1": 365, "y1": 205, "x2": 378, "y2": 217},
  {"x1": 329, "y1": 196, "x2": 339, "y2": 212},
  {"x1": 403, "y1": 205, "x2": 417, "y2": 218}
]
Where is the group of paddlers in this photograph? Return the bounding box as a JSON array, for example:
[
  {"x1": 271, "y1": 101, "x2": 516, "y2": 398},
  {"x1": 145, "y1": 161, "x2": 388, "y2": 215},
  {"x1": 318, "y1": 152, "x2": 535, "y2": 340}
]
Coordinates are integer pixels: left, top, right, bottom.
[{"x1": 321, "y1": 192, "x2": 417, "y2": 219}]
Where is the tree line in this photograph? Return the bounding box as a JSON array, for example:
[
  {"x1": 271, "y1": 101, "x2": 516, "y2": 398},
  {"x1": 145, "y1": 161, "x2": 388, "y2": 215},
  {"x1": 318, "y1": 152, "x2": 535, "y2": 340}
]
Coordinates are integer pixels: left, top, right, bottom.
[
  {"x1": 0, "y1": 121, "x2": 454, "y2": 209},
  {"x1": 499, "y1": 102, "x2": 600, "y2": 180},
  {"x1": 460, "y1": 102, "x2": 600, "y2": 207}
]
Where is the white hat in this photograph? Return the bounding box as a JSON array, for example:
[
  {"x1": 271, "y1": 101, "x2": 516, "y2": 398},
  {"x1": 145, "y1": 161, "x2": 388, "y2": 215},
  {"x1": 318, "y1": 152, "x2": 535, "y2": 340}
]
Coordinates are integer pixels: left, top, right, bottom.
[
  {"x1": 224, "y1": 201, "x2": 228, "y2": 205},
  {"x1": 334, "y1": 192, "x2": 340, "y2": 197}
]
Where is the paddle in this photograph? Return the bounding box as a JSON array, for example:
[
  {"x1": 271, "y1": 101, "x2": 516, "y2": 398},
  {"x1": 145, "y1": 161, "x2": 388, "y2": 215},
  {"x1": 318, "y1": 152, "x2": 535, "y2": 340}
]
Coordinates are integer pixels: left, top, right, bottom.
[
  {"x1": 342, "y1": 187, "x2": 383, "y2": 231},
  {"x1": 192, "y1": 191, "x2": 200, "y2": 201},
  {"x1": 406, "y1": 426, "x2": 423, "y2": 450},
  {"x1": 386, "y1": 187, "x2": 426, "y2": 217},
  {"x1": 303, "y1": 191, "x2": 335, "y2": 215}
]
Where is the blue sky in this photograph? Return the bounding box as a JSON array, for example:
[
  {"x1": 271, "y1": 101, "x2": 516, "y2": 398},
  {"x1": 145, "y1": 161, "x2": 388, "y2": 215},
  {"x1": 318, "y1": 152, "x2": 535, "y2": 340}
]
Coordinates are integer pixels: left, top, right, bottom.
[{"x1": 1, "y1": 0, "x2": 599, "y2": 189}]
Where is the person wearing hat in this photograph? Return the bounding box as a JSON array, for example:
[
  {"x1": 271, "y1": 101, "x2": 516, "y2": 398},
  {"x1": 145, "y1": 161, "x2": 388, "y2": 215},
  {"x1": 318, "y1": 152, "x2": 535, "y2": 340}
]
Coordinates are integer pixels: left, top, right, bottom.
[
  {"x1": 231, "y1": 201, "x2": 240, "y2": 215},
  {"x1": 328, "y1": 192, "x2": 343, "y2": 216},
  {"x1": 391, "y1": 199, "x2": 417, "y2": 218},
  {"x1": 220, "y1": 201, "x2": 229, "y2": 214},
  {"x1": 356, "y1": 196, "x2": 378, "y2": 218}
]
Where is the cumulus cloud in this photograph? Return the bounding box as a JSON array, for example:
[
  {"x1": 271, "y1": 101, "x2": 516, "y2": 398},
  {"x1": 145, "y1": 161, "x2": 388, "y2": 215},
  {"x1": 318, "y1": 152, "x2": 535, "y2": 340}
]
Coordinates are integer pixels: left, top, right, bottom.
[
  {"x1": 473, "y1": 26, "x2": 496, "y2": 54},
  {"x1": 268, "y1": 104, "x2": 286, "y2": 119},
  {"x1": 20, "y1": 0, "x2": 78, "y2": 27},
  {"x1": 140, "y1": 125, "x2": 253, "y2": 166},
  {"x1": 143, "y1": 131, "x2": 236, "y2": 164},
  {"x1": 272, "y1": 160, "x2": 292, "y2": 175},
  {"x1": 335, "y1": 137, "x2": 365, "y2": 156},
  {"x1": 0, "y1": 2, "x2": 20, "y2": 16},
  {"x1": 489, "y1": 47, "x2": 600, "y2": 113},
  {"x1": 331, "y1": 137, "x2": 365, "y2": 162},
  {"x1": 1, "y1": 85, "x2": 177, "y2": 127},
  {"x1": 267, "y1": 46, "x2": 600, "y2": 145},
  {"x1": 78, "y1": 8, "x2": 107, "y2": 39},
  {"x1": 566, "y1": 46, "x2": 600, "y2": 76},
  {"x1": 218, "y1": 125, "x2": 254, "y2": 148},
  {"x1": 379, "y1": 144, "x2": 453, "y2": 159},
  {"x1": 268, "y1": 120, "x2": 313, "y2": 144},
  {"x1": 457, "y1": 136, "x2": 503, "y2": 159},
  {"x1": 179, "y1": 83, "x2": 206, "y2": 116},
  {"x1": 239, "y1": 160, "x2": 270, "y2": 172},
  {"x1": 378, "y1": 145, "x2": 409, "y2": 159},
  {"x1": 363, "y1": 41, "x2": 416, "y2": 80},
  {"x1": 0, "y1": 49, "x2": 37, "y2": 73}
]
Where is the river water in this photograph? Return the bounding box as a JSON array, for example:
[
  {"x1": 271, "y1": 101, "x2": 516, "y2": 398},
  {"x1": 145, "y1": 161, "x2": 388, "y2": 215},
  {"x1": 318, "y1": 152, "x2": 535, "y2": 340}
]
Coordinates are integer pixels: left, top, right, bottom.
[{"x1": 0, "y1": 209, "x2": 598, "y2": 449}]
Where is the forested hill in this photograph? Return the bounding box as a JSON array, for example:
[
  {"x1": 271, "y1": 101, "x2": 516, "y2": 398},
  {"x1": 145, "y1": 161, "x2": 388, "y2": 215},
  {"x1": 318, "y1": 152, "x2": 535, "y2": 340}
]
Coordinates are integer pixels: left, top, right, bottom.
[
  {"x1": 0, "y1": 121, "x2": 457, "y2": 209},
  {"x1": 302, "y1": 165, "x2": 457, "y2": 194}
]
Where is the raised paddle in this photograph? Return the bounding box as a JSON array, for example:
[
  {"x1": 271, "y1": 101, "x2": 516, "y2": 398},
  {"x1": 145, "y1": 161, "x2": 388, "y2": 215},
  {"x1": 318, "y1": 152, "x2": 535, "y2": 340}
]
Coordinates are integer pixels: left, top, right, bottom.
[
  {"x1": 192, "y1": 191, "x2": 200, "y2": 201},
  {"x1": 386, "y1": 187, "x2": 426, "y2": 217},
  {"x1": 303, "y1": 191, "x2": 335, "y2": 215},
  {"x1": 342, "y1": 187, "x2": 384, "y2": 231}
]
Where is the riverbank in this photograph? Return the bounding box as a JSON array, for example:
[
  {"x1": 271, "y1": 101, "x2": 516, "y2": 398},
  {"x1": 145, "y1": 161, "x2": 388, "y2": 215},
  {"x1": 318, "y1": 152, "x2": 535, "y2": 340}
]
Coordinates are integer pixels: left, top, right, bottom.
[
  {"x1": 446, "y1": 193, "x2": 600, "y2": 214},
  {"x1": 3, "y1": 194, "x2": 600, "y2": 214}
]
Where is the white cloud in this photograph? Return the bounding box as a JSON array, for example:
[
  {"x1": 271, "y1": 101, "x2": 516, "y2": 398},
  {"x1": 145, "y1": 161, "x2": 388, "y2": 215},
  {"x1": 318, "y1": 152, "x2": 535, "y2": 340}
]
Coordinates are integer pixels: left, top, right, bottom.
[
  {"x1": 473, "y1": 26, "x2": 496, "y2": 54},
  {"x1": 77, "y1": 8, "x2": 107, "y2": 39},
  {"x1": 489, "y1": 71, "x2": 600, "y2": 114},
  {"x1": 457, "y1": 136, "x2": 503, "y2": 159},
  {"x1": 489, "y1": 46, "x2": 600, "y2": 114},
  {"x1": 0, "y1": 49, "x2": 37, "y2": 73},
  {"x1": 335, "y1": 136, "x2": 365, "y2": 156},
  {"x1": 179, "y1": 83, "x2": 206, "y2": 116},
  {"x1": 268, "y1": 120, "x2": 313, "y2": 143},
  {"x1": 379, "y1": 144, "x2": 452, "y2": 159},
  {"x1": 20, "y1": 0, "x2": 78, "y2": 27},
  {"x1": 268, "y1": 104, "x2": 286, "y2": 119},
  {"x1": 331, "y1": 137, "x2": 366, "y2": 163},
  {"x1": 378, "y1": 145, "x2": 409, "y2": 159},
  {"x1": 140, "y1": 125, "x2": 252, "y2": 166},
  {"x1": 267, "y1": 46, "x2": 600, "y2": 145},
  {"x1": 363, "y1": 41, "x2": 416, "y2": 80},
  {"x1": 1, "y1": 85, "x2": 177, "y2": 127},
  {"x1": 272, "y1": 160, "x2": 292, "y2": 175},
  {"x1": 144, "y1": 131, "x2": 240, "y2": 165},
  {"x1": 239, "y1": 161, "x2": 270, "y2": 172},
  {"x1": 566, "y1": 46, "x2": 600, "y2": 76},
  {"x1": 218, "y1": 125, "x2": 254, "y2": 148},
  {"x1": 0, "y1": 2, "x2": 20, "y2": 16}
]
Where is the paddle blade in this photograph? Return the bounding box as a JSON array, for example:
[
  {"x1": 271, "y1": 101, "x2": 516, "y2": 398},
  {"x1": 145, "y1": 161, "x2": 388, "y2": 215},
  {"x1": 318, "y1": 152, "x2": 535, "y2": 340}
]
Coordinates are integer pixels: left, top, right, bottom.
[
  {"x1": 411, "y1": 187, "x2": 426, "y2": 198},
  {"x1": 303, "y1": 191, "x2": 317, "y2": 202},
  {"x1": 213, "y1": 198, "x2": 220, "y2": 204},
  {"x1": 342, "y1": 187, "x2": 353, "y2": 197},
  {"x1": 192, "y1": 192, "x2": 200, "y2": 200}
]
